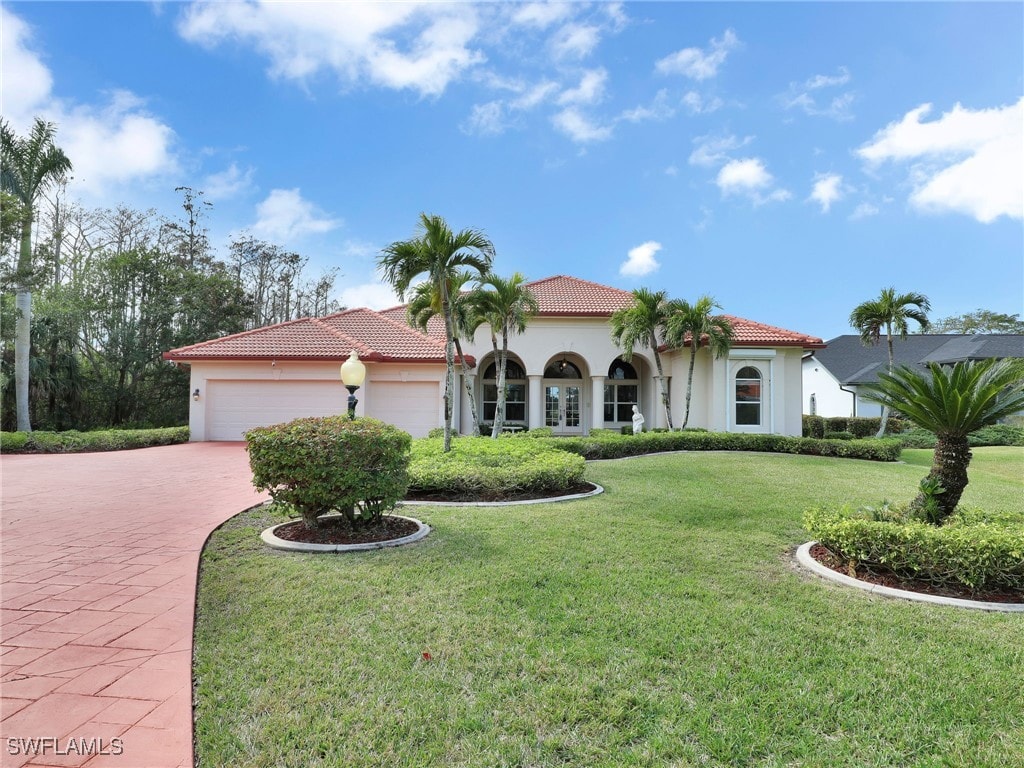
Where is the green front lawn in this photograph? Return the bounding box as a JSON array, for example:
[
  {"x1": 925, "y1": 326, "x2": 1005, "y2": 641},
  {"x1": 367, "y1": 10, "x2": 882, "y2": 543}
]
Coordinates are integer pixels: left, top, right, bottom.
[{"x1": 194, "y1": 448, "x2": 1024, "y2": 768}]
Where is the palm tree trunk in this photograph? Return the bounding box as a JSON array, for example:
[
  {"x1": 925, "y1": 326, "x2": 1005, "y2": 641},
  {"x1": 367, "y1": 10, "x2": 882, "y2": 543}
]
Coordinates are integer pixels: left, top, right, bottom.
[
  {"x1": 651, "y1": 333, "x2": 674, "y2": 430},
  {"x1": 911, "y1": 434, "x2": 971, "y2": 523},
  {"x1": 682, "y1": 342, "x2": 697, "y2": 429},
  {"x1": 15, "y1": 218, "x2": 34, "y2": 432},
  {"x1": 454, "y1": 338, "x2": 480, "y2": 437},
  {"x1": 440, "y1": 300, "x2": 457, "y2": 453},
  {"x1": 493, "y1": 327, "x2": 509, "y2": 438},
  {"x1": 876, "y1": 331, "x2": 894, "y2": 438}
]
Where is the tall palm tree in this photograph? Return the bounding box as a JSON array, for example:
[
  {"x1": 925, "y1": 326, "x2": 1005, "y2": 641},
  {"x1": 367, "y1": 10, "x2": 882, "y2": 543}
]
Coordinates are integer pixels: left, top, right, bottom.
[
  {"x1": 1, "y1": 118, "x2": 73, "y2": 432},
  {"x1": 468, "y1": 272, "x2": 539, "y2": 437},
  {"x1": 863, "y1": 359, "x2": 1024, "y2": 524},
  {"x1": 406, "y1": 271, "x2": 483, "y2": 437},
  {"x1": 665, "y1": 295, "x2": 735, "y2": 430},
  {"x1": 849, "y1": 287, "x2": 930, "y2": 437},
  {"x1": 609, "y1": 288, "x2": 675, "y2": 430},
  {"x1": 378, "y1": 214, "x2": 495, "y2": 452}
]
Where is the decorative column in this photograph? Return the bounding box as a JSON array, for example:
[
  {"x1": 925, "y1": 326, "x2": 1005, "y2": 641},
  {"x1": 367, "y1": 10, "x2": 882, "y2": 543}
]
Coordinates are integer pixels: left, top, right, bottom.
[
  {"x1": 528, "y1": 375, "x2": 543, "y2": 430},
  {"x1": 591, "y1": 375, "x2": 606, "y2": 432}
]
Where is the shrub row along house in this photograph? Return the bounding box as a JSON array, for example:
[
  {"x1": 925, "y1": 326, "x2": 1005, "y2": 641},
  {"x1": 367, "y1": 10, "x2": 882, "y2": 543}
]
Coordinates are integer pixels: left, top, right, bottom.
[
  {"x1": 164, "y1": 275, "x2": 824, "y2": 440},
  {"x1": 803, "y1": 333, "x2": 1024, "y2": 418}
]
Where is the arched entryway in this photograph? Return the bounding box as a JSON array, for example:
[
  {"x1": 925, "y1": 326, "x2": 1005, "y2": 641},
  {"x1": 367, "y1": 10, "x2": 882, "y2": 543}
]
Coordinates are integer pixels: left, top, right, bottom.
[
  {"x1": 480, "y1": 356, "x2": 528, "y2": 430},
  {"x1": 543, "y1": 356, "x2": 585, "y2": 435}
]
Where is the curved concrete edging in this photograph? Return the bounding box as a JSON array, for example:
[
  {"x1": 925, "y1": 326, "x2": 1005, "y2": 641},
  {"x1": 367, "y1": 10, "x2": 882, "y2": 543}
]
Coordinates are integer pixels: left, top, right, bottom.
[
  {"x1": 262, "y1": 514, "x2": 430, "y2": 553},
  {"x1": 796, "y1": 541, "x2": 1024, "y2": 613},
  {"x1": 399, "y1": 482, "x2": 604, "y2": 508}
]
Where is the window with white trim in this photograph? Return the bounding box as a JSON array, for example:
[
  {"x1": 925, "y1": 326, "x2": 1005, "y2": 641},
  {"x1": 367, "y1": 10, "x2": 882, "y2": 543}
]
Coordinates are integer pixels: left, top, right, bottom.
[
  {"x1": 735, "y1": 366, "x2": 762, "y2": 425},
  {"x1": 483, "y1": 361, "x2": 526, "y2": 423},
  {"x1": 604, "y1": 359, "x2": 639, "y2": 423}
]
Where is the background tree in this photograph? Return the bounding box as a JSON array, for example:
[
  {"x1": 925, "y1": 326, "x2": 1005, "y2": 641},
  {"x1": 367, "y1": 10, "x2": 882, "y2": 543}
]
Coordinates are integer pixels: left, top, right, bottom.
[
  {"x1": 1, "y1": 118, "x2": 73, "y2": 431},
  {"x1": 927, "y1": 309, "x2": 1024, "y2": 335},
  {"x1": 468, "y1": 272, "x2": 539, "y2": 437},
  {"x1": 610, "y1": 288, "x2": 675, "y2": 430},
  {"x1": 407, "y1": 271, "x2": 482, "y2": 437},
  {"x1": 378, "y1": 213, "x2": 495, "y2": 452},
  {"x1": 863, "y1": 359, "x2": 1024, "y2": 523},
  {"x1": 665, "y1": 295, "x2": 734, "y2": 430},
  {"x1": 849, "y1": 287, "x2": 931, "y2": 437}
]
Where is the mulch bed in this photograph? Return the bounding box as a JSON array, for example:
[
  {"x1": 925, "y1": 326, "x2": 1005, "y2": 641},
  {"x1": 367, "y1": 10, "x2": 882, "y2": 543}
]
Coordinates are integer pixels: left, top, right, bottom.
[
  {"x1": 809, "y1": 543, "x2": 1023, "y2": 604},
  {"x1": 404, "y1": 482, "x2": 596, "y2": 503},
  {"x1": 274, "y1": 515, "x2": 420, "y2": 546}
]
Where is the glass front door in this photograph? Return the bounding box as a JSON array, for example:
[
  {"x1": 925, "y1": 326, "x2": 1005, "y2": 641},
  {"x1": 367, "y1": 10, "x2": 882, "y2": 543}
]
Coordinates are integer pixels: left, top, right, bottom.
[{"x1": 545, "y1": 384, "x2": 583, "y2": 434}]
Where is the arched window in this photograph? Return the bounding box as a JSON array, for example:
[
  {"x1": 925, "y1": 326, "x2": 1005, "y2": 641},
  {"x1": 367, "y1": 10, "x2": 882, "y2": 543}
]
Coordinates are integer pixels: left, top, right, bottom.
[
  {"x1": 735, "y1": 366, "x2": 762, "y2": 425},
  {"x1": 544, "y1": 360, "x2": 581, "y2": 379},
  {"x1": 604, "y1": 358, "x2": 639, "y2": 422},
  {"x1": 483, "y1": 359, "x2": 526, "y2": 423}
]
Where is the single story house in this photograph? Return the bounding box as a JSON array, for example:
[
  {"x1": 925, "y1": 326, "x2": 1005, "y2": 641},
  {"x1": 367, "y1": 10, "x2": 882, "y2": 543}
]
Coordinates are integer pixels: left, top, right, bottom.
[
  {"x1": 164, "y1": 275, "x2": 824, "y2": 440},
  {"x1": 802, "y1": 333, "x2": 1024, "y2": 417}
]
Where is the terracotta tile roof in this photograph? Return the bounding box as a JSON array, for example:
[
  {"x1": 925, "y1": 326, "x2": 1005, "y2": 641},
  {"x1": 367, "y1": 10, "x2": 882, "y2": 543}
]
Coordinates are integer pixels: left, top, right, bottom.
[
  {"x1": 163, "y1": 308, "x2": 465, "y2": 363},
  {"x1": 724, "y1": 315, "x2": 825, "y2": 349},
  {"x1": 525, "y1": 275, "x2": 634, "y2": 316}
]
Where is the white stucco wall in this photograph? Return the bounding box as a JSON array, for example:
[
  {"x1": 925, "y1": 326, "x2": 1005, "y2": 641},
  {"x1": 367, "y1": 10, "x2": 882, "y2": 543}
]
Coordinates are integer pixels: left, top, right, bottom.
[{"x1": 800, "y1": 356, "x2": 881, "y2": 418}]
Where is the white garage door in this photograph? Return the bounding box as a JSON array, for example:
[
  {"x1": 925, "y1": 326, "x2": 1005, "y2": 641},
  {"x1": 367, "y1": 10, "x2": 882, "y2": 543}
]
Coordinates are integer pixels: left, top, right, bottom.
[
  {"x1": 369, "y1": 381, "x2": 439, "y2": 438},
  {"x1": 206, "y1": 380, "x2": 345, "y2": 441}
]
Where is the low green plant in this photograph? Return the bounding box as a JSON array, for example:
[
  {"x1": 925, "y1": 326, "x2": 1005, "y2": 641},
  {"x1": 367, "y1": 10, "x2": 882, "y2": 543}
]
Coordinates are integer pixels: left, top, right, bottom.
[
  {"x1": 804, "y1": 505, "x2": 1024, "y2": 593},
  {"x1": 824, "y1": 431, "x2": 855, "y2": 441},
  {"x1": 246, "y1": 416, "x2": 411, "y2": 530},
  {"x1": 408, "y1": 437, "x2": 585, "y2": 500},
  {"x1": 802, "y1": 415, "x2": 908, "y2": 438},
  {"x1": 0, "y1": 427, "x2": 189, "y2": 453}
]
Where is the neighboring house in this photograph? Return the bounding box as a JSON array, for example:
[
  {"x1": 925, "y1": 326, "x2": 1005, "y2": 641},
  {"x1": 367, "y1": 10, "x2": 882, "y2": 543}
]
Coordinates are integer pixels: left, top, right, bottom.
[
  {"x1": 803, "y1": 334, "x2": 1024, "y2": 418},
  {"x1": 165, "y1": 275, "x2": 824, "y2": 440}
]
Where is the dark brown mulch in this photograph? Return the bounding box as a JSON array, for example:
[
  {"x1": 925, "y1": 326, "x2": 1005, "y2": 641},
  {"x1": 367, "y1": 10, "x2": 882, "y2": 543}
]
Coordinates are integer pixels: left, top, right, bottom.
[
  {"x1": 274, "y1": 515, "x2": 420, "y2": 545},
  {"x1": 809, "y1": 543, "x2": 1023, "y2": 604},
  {"x1": 404, "y1": 482, "x2": 596, "y2": 503}
]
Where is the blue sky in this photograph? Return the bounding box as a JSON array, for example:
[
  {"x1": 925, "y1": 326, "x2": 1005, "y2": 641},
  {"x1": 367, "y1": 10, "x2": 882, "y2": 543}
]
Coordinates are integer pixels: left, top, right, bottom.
[{"x1": 3, "y1": 1, "x2": 1022, "y2": 340}]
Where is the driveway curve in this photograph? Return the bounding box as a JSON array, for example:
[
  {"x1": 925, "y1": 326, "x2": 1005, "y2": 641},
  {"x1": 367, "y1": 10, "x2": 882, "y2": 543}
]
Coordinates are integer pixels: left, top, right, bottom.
[{"x1": 1, "y1": 443, "x2": 265, "y2": 768}]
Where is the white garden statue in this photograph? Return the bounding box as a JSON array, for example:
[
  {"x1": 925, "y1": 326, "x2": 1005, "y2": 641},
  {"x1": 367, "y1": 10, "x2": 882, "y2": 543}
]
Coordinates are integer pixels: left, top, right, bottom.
[{"x1": 631, "y1": 405, "x2": 645, "y2": 435}]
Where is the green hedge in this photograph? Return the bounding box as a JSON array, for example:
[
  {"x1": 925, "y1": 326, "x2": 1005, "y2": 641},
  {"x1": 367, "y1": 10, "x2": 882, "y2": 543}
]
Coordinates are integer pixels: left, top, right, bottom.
[
  {"x1": 532, "y1": 431, "x2": 902, "y2": 462},
  {"x1": 802, "y1": 415, "x2": 909, "y2": 439},
  {"x1": 0, "y1": 427, "x2": 189, "y2": 453},
  {"x1": 804, "y1": 506, "x2": 1024, "y2": 593},
  {"x1": 897, "y1": 424, "x2": 1024, "y2": 449},
  {"x1": 409, "y1": 438, "x2": 586, "y2": 499}
]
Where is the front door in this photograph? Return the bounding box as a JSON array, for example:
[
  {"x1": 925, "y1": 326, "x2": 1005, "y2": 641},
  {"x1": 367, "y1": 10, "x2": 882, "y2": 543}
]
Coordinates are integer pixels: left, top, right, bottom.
[{"x1": 545, "y1": 384, "x2": 583, "y2": 435}]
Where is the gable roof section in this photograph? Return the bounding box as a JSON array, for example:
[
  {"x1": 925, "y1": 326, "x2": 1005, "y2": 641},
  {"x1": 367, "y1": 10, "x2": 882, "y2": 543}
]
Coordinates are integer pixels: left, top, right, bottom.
[
  {"x1": 724, "y1": 315, "x2": 824, "y2": 348},
  {"x1": 813, "y1": 334, "x2": 1024, "y2": 384},
  {"x1": 163, "y1": 308, "x2": 460, "y2": 364}
]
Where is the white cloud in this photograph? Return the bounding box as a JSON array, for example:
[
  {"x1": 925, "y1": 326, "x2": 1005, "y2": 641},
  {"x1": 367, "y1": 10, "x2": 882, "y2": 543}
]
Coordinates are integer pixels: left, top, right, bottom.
[
  {"x1": 688, "y1": 132, "x2": 753, "y2": 167},
  {"x1": 511, "y1": 80, "x2": 559, "y2": 110},
  {"x1": 552, "y1": 108, "x2": 613, "y2": 143},
  {"x1": 664, "y1": 165, "x2": 679, "y2": 177},
  {"x1": 178, "y1": 2, "x2": 484, "y2": 97},
  {"x1": 809, "y1": 173, "x2": 844, "y2": 213},
  {"x1": 620, "y1": 241, "x2": 662, "y2": 277},
  {"x1": 550, "y1": 22, "x2": 601, "y2": 60},
  {"x1": 511, "y1": 2, "x2": 575, "y2": 29},
  {"x1": 557, "y1": 68, "x2": 607, "y2": 106},
  {"x1": 655, "y1": 28, "x2": 740, "y2": 81},
  {"x1": 252, "y1": 189, "x2": 340, "y2": 241},
  {"x1": 716, "y1": 158, "x2": 791, "y2": 205},
  {"x1": 619, "y1": 90, "x2": 674, "y2": 124},
  {"x1": 338, "y1": 281, "x2": 401, "y2": 311},
  {"x1": 202, "y1": 162, "x2": 256, "y2": 201},
  {"x1": 783, "y1": 67, "x2": 854, "y2": 121},
  {"x1": 0, "y1": 8, "x2": 178, "y2": 196},
  {"x1": 461, "y1": 101, "x2": 507, "y2": 136},
  {"x1": 850, "y1": 202, "x2": 880, "y2": 220},
  {"x1": 682, "y1": 91, "x2": 723, "y2": 115},
  {"x1": 858, "y1": 98, "x2": 1023, "y2": 223}
]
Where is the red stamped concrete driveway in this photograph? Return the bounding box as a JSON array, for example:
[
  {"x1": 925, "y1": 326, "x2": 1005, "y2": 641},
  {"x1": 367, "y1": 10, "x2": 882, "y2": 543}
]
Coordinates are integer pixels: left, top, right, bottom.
[{"x1": 1, "y1": 443, "x2": 265, "y2": 768}]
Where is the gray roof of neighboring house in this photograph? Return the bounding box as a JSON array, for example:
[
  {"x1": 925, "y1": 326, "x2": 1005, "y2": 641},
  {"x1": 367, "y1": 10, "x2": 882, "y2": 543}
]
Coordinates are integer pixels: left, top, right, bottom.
[{"x1": 810, "y1": 334, "x2": 1024, "y2": 385}]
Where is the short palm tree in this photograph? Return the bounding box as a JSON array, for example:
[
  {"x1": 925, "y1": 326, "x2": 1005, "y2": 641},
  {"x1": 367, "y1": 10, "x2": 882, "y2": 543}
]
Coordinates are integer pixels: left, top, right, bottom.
[
  {"x1": 1, "y1": 118, "x2": 73, "y2": 432},
  {"x1": 863, "y1": 358, "x2": 1024, "y2": 523},
  {"x1": 468, "y1": 272, "x2": 539, "y2": 437},
  {"x1": 378, "y1": 214, "x2": 494, "y2": 452},
  {"x1": 610, "y1": 288, "x2": 675, "y2": 430},
  {"x1": 665, "y1": 295, "x2": 734, "y2": 430},
  {"x1": 406, "y1": 271, "x2": 483, "y2": 437},
  {"x1": 849, "y1": 287, "x2": 930, "y2": 437}
]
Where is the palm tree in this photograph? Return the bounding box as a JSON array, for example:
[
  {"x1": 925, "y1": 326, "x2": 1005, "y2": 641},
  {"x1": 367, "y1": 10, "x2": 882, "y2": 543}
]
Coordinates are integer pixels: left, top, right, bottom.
[
  {"x1": 665, "y1": 295, "x2": 735, "y2": 430},
  {"x1": 378, "y1": 214, "x2": 495, "y2": 452},
  {"x1": 1, "y1": 118, "x2": 73, "y2": 432},
  {"x1": 468, "y1": 272, "x2": 539, "y2": 437},
  {"x1": 849, "y1": 287, "x2": 931, "y2": 437},
  {"x1": 863, "y1": 359, "x2": 1024, "y2": 524},
  {"x1": 610, "y1": 288, "x2": 675, "y2": 430},
  {"x1": 406, "y1": 271, "x2": 483, "y2": 437}
]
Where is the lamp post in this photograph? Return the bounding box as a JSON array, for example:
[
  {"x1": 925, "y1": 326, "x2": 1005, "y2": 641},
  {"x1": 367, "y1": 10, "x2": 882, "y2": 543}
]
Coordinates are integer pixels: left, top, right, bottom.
[{"x1": 340, "y1": 350, "x2": 366, "y2": 420}]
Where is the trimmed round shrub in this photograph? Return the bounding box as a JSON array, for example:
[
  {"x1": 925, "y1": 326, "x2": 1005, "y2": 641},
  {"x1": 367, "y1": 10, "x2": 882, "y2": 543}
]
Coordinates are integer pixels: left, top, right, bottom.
[{"x1": 246, "y1": 416, "x2": 411, "y2": 530}]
